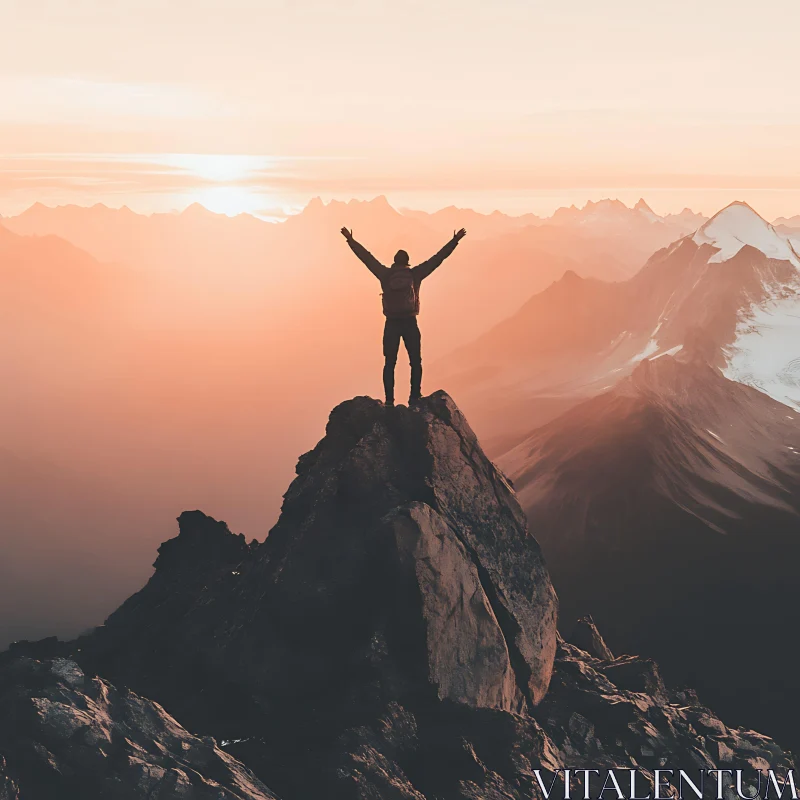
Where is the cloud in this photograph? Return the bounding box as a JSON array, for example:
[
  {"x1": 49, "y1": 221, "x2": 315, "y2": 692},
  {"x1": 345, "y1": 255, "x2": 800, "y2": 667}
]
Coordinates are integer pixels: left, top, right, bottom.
[
  {"x1": 0, "y1": 76, "x2": 229, "y2": 126},
  {"x1": 5, "y1": 153, "x2": 800, "y2": 199}
]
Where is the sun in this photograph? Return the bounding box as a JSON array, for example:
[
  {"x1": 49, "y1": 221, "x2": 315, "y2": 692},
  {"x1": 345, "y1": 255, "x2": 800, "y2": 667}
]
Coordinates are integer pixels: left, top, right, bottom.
[
  {"x1": 156, "y1": 154, "x2": 281, "y2": 217},
  {"x1": 163, "y1": 154, "x2": 275, "y2": 183},
  {"x1": 191, "y1": 185, "x2": 263, "y2": 217}
]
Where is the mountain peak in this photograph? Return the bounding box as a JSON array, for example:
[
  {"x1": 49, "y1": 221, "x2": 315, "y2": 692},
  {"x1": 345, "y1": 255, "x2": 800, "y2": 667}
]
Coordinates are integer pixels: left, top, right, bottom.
[
  {"x1": 80, "y1": 391, "x2": 558, "y2": 728},
  {"x1": 693, "y1": 201, "x2": 800, "y2": 267},
  {"x1": 558, "y1": 268, "x2": 582, "y2": 283},
  {"x1": 181, "y1": 202, "x2": 215, "y2": 217},
  {"x1": 153, "y1": 510, "x2": 252, "y2": 574},
  {"x1": 706, "y1": 200, "x2": 760, "y2": 221},
  {"x1": 587, "y1": 198, "x2": 628, "y2": 211},
  {"x1": 634, "y1": 198, "x2": 654, "y2": 213}
]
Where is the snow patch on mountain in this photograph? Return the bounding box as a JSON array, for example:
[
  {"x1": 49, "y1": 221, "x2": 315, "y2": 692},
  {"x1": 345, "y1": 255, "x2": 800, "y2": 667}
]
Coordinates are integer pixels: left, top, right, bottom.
[
  {"x1": 651, "y1": 344, "x2": 684, "y2": 361},
  {"x1": 724, "y1": 283, "x2": 800, "y2": 411},
  {"x1": 693, "y1": 202, "x2": 800, "y2": 267},
  {"x1": 630, "y1": 338, "x2": 659, "y2": 364}
]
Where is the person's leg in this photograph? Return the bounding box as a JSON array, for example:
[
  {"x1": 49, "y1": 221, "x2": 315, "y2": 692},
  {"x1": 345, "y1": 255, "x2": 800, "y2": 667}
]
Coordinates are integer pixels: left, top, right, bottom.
[
  {"x1": 382, "y1": 319, "x2": 401, "y2": 404},
  {"x1": 402, "y1": 318, "x2": 423, "y2": 402}
]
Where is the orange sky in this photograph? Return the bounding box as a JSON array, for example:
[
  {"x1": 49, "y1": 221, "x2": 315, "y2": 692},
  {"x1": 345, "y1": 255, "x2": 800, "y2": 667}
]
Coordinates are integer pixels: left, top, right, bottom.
[{"x1": 2, "y1": 0, "x2": 799, "y2": 218}]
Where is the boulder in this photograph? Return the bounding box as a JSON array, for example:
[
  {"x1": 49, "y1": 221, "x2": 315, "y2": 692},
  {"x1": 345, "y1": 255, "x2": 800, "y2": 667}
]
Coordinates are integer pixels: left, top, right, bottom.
[{"x1": 388, "y1": 502, "x2": 521, "y2": 712}]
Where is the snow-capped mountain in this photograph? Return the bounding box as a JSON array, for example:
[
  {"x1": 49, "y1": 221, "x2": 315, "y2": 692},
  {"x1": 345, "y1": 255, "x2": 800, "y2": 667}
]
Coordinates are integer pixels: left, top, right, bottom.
[
  {"x1": 694, "y1": 204, "x2": 800, "y2": 411},
  {"x1": 693, "y1": 201, "x2": 800, "y2": 266},
  {"x1": 436, "y1": 201, "x2": 800, "y2": 446}
]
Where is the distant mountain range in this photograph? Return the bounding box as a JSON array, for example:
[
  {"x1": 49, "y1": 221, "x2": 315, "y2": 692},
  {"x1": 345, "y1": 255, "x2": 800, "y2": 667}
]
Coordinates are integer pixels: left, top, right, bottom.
[
  {"x1": 548, "y1": 197, "x2": 708, "y2": 235},
  {"x1": 438, "y1": 202, "x2": 800, "y2": 449},
  {"x1": 0, "y1": 194, "x2": 708, "y2": 360},
  {"x1": 5, "y1": 193, "x2": 710, "y2": 238},
  {"x1": 775, "y1": 213, "x2": 800, "y2": 229},
  {"x1": 3, "y1": 194, "x2": 708, "y2": 282}
]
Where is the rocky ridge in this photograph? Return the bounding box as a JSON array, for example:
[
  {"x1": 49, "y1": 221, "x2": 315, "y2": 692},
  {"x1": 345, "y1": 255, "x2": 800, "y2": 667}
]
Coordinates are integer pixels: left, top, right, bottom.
[
  {"x1": 0, "y1": 392, "x2": 795, "y2": 798},
  {"x1": 0, "y1": 656, "x2": 277, "y2": 800}
]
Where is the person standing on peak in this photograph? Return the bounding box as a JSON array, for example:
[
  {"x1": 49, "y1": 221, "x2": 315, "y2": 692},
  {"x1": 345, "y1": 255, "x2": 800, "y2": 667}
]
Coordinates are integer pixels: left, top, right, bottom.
[{"x1": 341, "y1": 226, "x2": 467, "y2": 406}]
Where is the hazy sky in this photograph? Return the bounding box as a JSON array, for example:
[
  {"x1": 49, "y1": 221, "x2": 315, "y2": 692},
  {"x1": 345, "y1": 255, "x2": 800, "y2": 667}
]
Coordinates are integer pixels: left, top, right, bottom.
[{"x1": 1, "y1": 0, "x2": 799, "y2": 217}]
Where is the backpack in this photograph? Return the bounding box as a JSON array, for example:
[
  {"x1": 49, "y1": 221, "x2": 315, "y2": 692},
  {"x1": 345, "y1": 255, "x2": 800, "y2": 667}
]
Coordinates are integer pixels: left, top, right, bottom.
[{"x1": 382, "y1": 269, "x2": 418, "y2": 317}]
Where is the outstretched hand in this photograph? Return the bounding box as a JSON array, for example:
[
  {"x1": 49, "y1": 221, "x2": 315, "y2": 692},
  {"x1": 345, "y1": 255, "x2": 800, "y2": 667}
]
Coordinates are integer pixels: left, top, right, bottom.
[
  {"x1": 340, "y1": 227, "x2": 354, "y2": 242},
  {"x1": 453, "y1": 227, "x2": 467, "y2": 242}
]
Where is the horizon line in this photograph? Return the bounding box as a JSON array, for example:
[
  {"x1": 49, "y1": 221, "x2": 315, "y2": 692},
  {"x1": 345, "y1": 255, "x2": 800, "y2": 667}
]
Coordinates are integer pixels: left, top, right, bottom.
[{"x1": 3, "y1": 194, "x2": 793, "y2": 226}]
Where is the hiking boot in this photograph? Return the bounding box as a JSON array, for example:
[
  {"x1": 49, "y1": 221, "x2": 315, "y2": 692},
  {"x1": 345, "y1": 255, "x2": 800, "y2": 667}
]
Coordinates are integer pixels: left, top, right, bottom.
[
  {"x1": 385, "y1": 399, "x2": 395, "y2": 407},
  {"x1": 409, "y1": 393, "x2": 422, "y2": 405}
]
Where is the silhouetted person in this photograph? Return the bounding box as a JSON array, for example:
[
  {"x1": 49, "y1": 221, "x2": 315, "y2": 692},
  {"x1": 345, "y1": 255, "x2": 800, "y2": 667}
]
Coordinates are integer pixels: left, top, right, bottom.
[{"x1": 341, "y1": 226, "x2": 467, "y2": 405}]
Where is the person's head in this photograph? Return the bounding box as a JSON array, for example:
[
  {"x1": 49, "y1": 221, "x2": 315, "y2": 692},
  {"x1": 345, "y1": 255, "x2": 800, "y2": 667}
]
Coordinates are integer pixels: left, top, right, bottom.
[{"x1": 393, "y1": 249, "x2": 410, "y2": 267}]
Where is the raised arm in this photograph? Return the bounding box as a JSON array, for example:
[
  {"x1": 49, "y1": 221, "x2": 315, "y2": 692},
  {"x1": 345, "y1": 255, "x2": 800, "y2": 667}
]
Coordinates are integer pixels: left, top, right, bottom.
[
  {"x1": 341, "y1": 227, "x2": 385, "y2": 280},
  {"x1": 412, "y1": 228, "x2": 467, "y2": 281}
]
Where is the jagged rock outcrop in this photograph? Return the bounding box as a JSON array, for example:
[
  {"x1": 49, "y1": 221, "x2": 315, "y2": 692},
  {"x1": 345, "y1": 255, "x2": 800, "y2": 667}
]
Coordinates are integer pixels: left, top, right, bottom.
[
  {"x1": 251, "y1": 390, "x2": 558, "y2": 709},
  {"x1": 5, "y1": 631, "x2": 795, "y2": 800},
  {"x1": 56, "y1": 392, "x2": 557, "y2": 797},
  {"x1": 1, "y1": 391, "x2": 796, "y2": 799},
  {"x1": 0, "y1": 656, "x2": 278, "y2": 800},
  {"x1": 533, "y1": 638, "x2": 795, "y2": 798},
  {"x1": 569, "y1": 615, "x2": 614, "y2": 660},
  {"x1": 327, "y1": 633, "x2": 797, "y2": 799}
]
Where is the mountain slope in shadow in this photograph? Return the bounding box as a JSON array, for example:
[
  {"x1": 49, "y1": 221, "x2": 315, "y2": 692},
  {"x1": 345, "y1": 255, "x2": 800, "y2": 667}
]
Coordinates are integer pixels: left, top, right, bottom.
[{"x1": 499, "y1": 353, "x2": 800, "y2": 750}]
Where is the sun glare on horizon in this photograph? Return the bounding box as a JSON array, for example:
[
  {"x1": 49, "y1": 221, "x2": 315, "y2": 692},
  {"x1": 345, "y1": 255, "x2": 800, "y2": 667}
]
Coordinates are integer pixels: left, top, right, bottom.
[
  {"x1": 157, "y1": 154, "x2": 277, "y2": 217},
  {"x1": 0, "y1": 152, "x2": 303, "y2": 219},
  {"x1": 188, "y1": 185, "x2": 265, "y2": 217}
]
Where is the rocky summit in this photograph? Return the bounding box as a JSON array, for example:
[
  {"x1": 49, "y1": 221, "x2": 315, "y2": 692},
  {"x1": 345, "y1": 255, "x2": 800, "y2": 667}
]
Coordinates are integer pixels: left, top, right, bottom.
[{"x1": 0, "y1": 392, "x2": 796, "y2": 799}]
